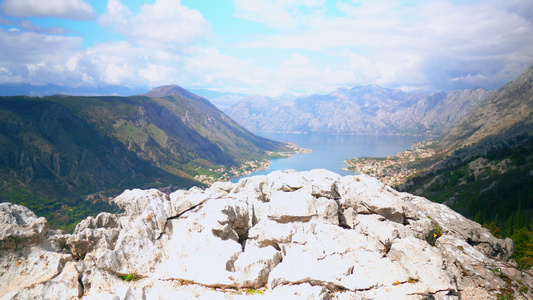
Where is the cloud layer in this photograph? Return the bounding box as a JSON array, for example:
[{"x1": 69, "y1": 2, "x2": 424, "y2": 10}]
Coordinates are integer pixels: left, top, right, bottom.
[
  {"x1": 0, "y1": 0, "x2": 532, "y2": 96},
  {"x1": 99, "y1": 0, "x2": 210, "y2": 49},
  {"x1": 1, "y1": 0, "x2": 94, "y2": 20}
]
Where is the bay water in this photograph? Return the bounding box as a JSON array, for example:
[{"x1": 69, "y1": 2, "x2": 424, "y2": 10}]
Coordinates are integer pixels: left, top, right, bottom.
[{"x1": 234, "y1": 133, "x2": 426, "y2": 181}]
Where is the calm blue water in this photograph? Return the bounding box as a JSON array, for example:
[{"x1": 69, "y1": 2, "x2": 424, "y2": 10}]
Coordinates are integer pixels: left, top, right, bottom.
[{"x1": 234, "y1": 133, "x2": 426, "y2": 181}]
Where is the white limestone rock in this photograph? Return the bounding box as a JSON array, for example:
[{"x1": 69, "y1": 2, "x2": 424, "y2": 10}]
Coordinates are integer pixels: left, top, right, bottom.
[
  {"x1": 1, "y1": 170, "x2": 531, "y2": 299},
  {"x1": 113, "y1": 189, "x2": 170, "y2": 239},
  {"x1": 153, "y1": 196, "x2": 248, "y2": 286},
  {"x1": 0, "y1": 202, "x2": 48, "y2": 250},
  {"x1": 66, "y1": 213, "x2": 120, "y2": 258},
  {"x1": 0, "y1": 246, "x2": 78, "y2": 299},
  {"x1": 267, "y1": 189, "x2": 318, "y2": 223},
  {"x1": 337, "y1": 175, "x2": 407, "y2": 223},
  {"x1": 0, "y1": 202, "x2": 39, "y2": 225},
  {"x1": 231, "y1": 241, "x2": 281, "y2": 288},
  {"x1": 268, "y1": 283, "x2": 331, "y2": 299}
]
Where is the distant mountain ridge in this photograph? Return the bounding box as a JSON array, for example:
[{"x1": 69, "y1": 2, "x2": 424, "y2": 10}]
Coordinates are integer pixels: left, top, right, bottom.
[
  {"x1": 0, "y1": 83, "x2": 148, "y2": 97},
  {"x1": 188, "y1": 88, "x2": 250, "y2": 111},
  {"x1": 222, "y1": 84, "x2": 493, "y2": 136},
  {"x1": 2, "y1": 83, "x2": 495, "y2": 137}
]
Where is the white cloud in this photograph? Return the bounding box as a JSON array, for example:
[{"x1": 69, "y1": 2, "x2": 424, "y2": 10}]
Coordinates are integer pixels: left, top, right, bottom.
[
  {"x1": 233, "y1": 0, "x2": 325, "y2": 29},
  {"x1": 1, "y1": 0, "x2": 532, "y2": 96},
  {"x1": 1, "y1": 0, "x2": 94, "y2": 20},
  {"x1": 82, "y1": 42, "x2": 150, "y2": 86},
  {"x1": 0, "y1": 29, "x2": 86, "y2": 85},
  {"x1": 0, "y1": 25, "x2": 202, "y2": 89},
  {"x1": 239, "y1": 0, "x2": 533, "y2": 91},
  {"x1": 282, "y1": 53, "x2": 311, "y2": 67},
  {"x1": 0, "y1": 29, "x2": 149, "y2": 87},
  {"x1": 99, "y1": 0, "x2": 211, "y2": 50},
  {"x1": 138, "y1": 63, "x2": 176, "y2": 87},
  {"x1": 334, "y1": 49, "x2": 380, "y2": 85},
  {"x1": 66, "y1": 55, "x2": 80, "y2": 72},
  {"x1": 182, "y1": 48, "x2": 270, "y2": 92},
  {"x1": 266, "y1": 50, "x2": 382, "y2": 94}
]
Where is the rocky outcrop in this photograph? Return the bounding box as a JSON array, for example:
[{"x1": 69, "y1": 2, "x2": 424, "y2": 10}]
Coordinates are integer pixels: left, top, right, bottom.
[{"x1": 1, "y1": 170, "x2": 532, "y2": 299}]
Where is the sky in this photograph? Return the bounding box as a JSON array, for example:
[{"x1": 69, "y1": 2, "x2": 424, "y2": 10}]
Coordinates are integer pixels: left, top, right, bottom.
[{"x1": 0, "y1": 0, "x2": 532, "y2": 96}]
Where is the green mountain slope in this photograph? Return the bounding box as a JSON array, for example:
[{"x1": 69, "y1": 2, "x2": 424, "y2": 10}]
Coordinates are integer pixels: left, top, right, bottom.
[{"x1": 0, "y1": 86, "x2": 284, "y2": 230}]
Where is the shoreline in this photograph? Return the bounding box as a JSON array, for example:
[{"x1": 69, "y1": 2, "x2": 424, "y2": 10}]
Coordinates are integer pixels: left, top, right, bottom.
[
  {"x1": 255, "y1": 131, "x2": 436, "y2": 137},
  {"x1": 343, "y1": 140, "x2": 437, "y2": 186},
  {"x1": 195, "y1": 142, "x2": 313, "y2": 185}
]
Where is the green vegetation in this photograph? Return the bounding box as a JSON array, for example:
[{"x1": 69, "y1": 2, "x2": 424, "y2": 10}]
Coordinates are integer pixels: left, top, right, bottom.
[
  {"x1": 0, "y1": 183, "x2": 120, "y2": 232},
  {"x1": 245, "y1": 289, "x2": 264, "y2": 295},
  {"x1": 426, "y1": 217, "x2": 443, "y2": 246},
  {"x1": 404, "y1": 139, "x2": 533, "y2": 269},
  {"x1": 266, "y1": 152, "x2": 290, "y2": 159},
  {"x1": 119, "y1": 273, "x2": 139, "y2": 282},
  {"x1": 172, "y1": 159, "x2": 226, "y2": 178}
]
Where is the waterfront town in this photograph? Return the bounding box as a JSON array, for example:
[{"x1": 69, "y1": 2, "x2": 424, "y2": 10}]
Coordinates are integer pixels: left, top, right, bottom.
[
  {"x1": 344, "y1": 140, "x2": 437, "y2": 186},
  {"x1": 195, "y1": 143, "x2": 313, "y2": 185}
]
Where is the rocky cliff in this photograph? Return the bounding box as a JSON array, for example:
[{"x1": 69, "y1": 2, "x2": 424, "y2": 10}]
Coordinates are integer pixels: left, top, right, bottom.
[{"x1": 1, "y1": 170, "x2": 531, "y2": 299}]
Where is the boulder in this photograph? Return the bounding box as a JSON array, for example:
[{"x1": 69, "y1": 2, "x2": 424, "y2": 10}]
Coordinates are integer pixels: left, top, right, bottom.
[{"x1": 0, "y1": 202, "x2": 48, "y2": 250}]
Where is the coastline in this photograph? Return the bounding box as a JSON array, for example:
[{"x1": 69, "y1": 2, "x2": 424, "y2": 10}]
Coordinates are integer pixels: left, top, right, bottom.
[
  {"x1": 343, "y1": 140, "x2": 437, "y2": 186},
  {"x1": 194, "y1": 160, "x2": 271, "y2": 185},
  {"x1": 195, "y1": 142, "x2": 313, "y2": 185}
]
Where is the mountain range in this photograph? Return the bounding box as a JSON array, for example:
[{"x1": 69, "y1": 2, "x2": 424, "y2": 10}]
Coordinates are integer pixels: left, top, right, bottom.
[
  {"x1": 0, "y1": 82, "x2": 495, "y2": 137},
  {"x1": 0, "y1": 85, "x2": 284, "y2": 229},
  {"x1": 221, "y1": 85, "x2": 493, "y2": 136},
  {"x1": 188, "y1": 88, "x2": 248, "y2": 111}
]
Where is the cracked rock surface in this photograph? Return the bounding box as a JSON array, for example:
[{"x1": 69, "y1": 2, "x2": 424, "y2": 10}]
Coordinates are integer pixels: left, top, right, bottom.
[{"x1": 1, "y1": 170, "x2": 532, "y2": 299}]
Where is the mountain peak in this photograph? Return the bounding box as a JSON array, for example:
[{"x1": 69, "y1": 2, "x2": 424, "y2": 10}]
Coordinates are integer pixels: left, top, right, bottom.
[
  {"x1": 143, "y1": 84, "x2": 216, "y2": 107},
  {"x1": 143, "y1": 84, "x2": 189, "y2": 98},
  {"x1": 351, "y1": 84, "x2": 385, "y2": 92},
  {"x1": 274, "y1": 92, "x2": 298, "y2": 100}
]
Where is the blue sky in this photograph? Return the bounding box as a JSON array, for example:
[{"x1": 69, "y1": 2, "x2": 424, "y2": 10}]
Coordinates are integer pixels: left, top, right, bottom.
[{"x1": 0, "y1": 0, "x2": 532, "y2": 96}]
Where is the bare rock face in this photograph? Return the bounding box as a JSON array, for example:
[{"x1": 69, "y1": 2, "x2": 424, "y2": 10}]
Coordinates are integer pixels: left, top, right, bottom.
[
  {"x1": 0, "y1": 203, "x2": 81, "y2": 300},
  {"x1": 1, "y1": 170, "x2": 532, "y2": 299}
]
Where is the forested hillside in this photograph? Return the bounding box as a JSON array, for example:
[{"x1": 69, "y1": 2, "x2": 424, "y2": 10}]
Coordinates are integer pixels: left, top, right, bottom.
[{"x1": 0, "y1": 86, "x2": 286, "y2": 230}]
